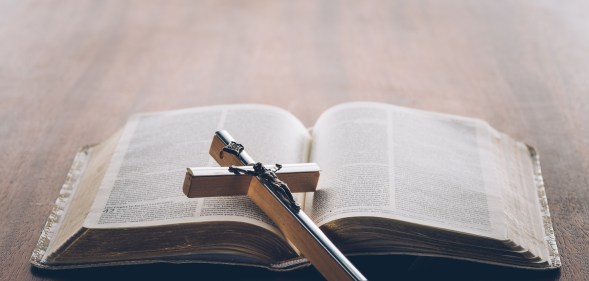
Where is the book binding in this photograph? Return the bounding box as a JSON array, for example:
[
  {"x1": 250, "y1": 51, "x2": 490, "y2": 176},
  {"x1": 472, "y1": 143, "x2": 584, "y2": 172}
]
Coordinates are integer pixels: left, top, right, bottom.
[{"x1": 31, "y1": 145, "x2": 561, "y2": 270}]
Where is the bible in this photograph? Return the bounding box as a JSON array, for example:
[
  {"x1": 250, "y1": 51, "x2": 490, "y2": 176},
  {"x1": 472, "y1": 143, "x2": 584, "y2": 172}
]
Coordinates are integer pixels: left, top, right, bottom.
[{"x1": 31, "y1": 102, "x2": 561, "y2": 271}]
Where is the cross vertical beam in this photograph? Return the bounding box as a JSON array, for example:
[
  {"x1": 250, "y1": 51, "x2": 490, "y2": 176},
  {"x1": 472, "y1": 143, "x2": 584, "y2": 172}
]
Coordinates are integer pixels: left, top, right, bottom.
[{"x1": 186, "y1": 130, "x2": 367, "y2": 281}]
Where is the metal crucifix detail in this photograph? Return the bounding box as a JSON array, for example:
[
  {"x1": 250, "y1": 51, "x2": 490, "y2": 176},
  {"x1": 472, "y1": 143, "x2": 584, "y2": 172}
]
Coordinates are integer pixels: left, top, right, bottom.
[
  {"x1": 183, "y1": 130, "x2": 367, "y2": 281},
  {"x1": 228, "y1": 163, "x2": 301, "y2": 213}
]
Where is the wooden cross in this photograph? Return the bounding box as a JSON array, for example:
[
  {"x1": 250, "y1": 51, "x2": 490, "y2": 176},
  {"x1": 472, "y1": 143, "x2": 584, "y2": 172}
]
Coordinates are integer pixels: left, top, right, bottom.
[{"x1": 183, "y1": 130, "x2": 367, "y2": 281}]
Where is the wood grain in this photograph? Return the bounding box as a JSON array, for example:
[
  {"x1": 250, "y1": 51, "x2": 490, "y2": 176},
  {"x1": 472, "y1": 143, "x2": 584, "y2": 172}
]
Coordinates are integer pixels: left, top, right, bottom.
[
  {"x1": 183, "y1": 164, "x2": 320, "y2": 197},
  {"x1": 247, "y1": 179, "x2": 364, "y2": 281},
  {"x1": 0, "y1": 0, "x2": 587, "y2": 280}
]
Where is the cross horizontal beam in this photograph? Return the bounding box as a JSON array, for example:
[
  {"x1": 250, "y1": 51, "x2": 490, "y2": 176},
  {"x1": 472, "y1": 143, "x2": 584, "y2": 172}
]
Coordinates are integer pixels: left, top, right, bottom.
[{"x1": 183, "y1": 163, "x2": 320, "y2": 198}]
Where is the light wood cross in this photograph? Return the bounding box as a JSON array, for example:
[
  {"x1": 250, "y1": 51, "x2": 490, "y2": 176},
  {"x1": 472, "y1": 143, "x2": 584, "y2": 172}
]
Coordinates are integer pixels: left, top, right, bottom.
[{"x1": 183, "y1": 130, "x2": 367, "y2": 281}]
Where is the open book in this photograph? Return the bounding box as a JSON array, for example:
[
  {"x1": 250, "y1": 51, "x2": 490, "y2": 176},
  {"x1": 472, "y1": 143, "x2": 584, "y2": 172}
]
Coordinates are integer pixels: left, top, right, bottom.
[{"x1": 31, "y1": 102, "x2": 560, "y2": 271}]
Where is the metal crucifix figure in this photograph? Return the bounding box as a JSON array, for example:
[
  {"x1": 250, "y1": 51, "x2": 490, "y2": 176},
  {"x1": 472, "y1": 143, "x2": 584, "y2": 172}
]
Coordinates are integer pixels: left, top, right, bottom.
[
  {"x1": 183, "y1": 130, "x2": 367, "y2": 281},
  {"x1": 228, "y1": 163, "x2": 300, "y2": 212}
]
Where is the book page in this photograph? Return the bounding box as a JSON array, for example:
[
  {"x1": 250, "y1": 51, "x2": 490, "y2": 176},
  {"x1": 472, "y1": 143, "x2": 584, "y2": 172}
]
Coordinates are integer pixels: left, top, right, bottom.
[
  {"x1": 305, "y1": 102, "x2": 507, "y2": 239},
  {"x1": 85, "y1": 104, "x2": 310, "y2": 233}
]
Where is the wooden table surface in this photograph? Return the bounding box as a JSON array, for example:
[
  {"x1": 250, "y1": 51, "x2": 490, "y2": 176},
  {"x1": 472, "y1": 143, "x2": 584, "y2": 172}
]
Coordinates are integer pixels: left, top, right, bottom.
[{"x1": 1, "y1": 1, "x2": 588, "y2": 280}]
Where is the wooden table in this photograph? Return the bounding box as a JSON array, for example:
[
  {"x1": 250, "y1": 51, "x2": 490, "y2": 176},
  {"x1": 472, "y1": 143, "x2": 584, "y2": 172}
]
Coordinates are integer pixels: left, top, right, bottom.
[{"x1": 1, "y1": 1, "x2": 587, "y2": 280}]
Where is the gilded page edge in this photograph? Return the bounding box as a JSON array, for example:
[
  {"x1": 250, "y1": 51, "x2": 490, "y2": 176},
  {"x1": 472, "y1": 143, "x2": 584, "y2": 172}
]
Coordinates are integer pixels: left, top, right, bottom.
[
  {"x1": 526, "y1": 145, "x2": 561, "y2": 268},
  {"x1": 30, "y1": 146, "x2": 93, "y2": 268}
]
